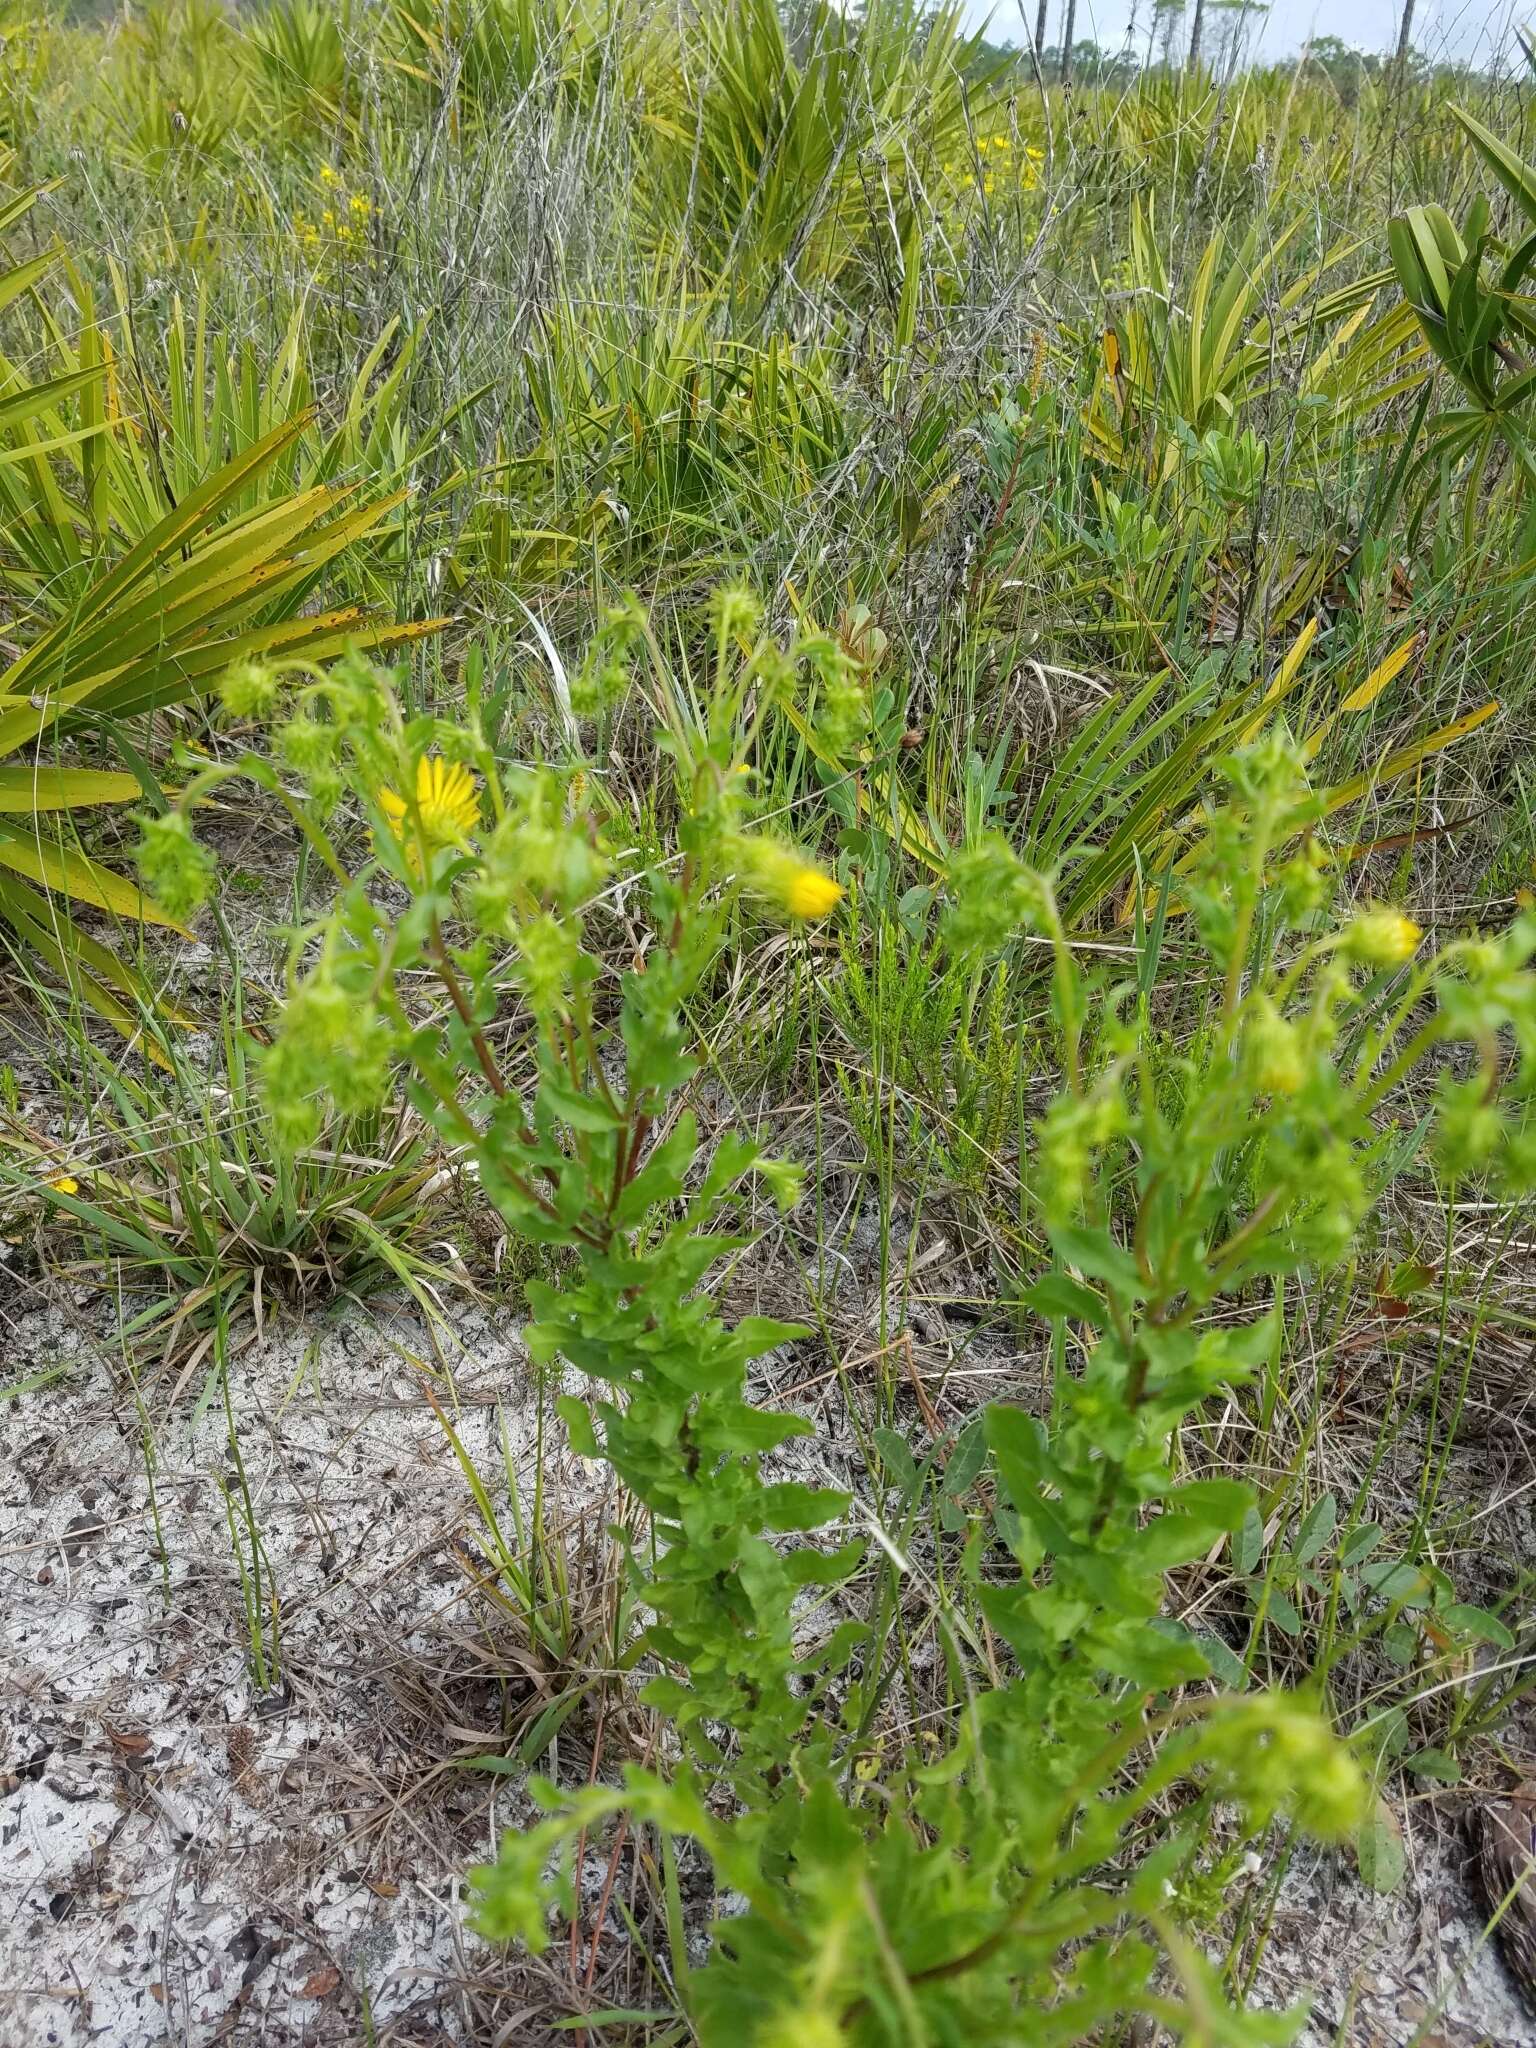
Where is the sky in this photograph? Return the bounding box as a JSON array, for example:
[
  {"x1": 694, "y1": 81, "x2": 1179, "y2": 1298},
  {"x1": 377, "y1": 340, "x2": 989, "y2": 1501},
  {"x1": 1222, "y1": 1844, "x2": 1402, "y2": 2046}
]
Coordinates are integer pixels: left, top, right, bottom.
[{"x1": 968, "y1": 0, "x2": 1519, "y2": 65}]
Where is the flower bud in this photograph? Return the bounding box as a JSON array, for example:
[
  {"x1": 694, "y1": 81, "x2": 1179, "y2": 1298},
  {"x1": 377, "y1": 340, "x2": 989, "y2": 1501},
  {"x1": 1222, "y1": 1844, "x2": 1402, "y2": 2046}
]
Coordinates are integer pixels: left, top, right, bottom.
[
  {"x1": 135, "y1": 811, "x2": 214, "y2": 923},
  {"x1": 1246, "y1": 998, "x2": 1305, "y2": 1097},
  {"x1": 942, "y1": 834, "x2": 1049, "y2": 956},
  {"x1": 219, "y1": 657, "x2": 283, "y2": 719},
  {"x1": 1345, "y1": 906, "x2": 1421, "y2": 969},
  {"x1": 278, "y1": 713, "x2": 337, "y2": 777},
  {"x1": 710, "y1": 585, "x2": 762, "y2": 647}
]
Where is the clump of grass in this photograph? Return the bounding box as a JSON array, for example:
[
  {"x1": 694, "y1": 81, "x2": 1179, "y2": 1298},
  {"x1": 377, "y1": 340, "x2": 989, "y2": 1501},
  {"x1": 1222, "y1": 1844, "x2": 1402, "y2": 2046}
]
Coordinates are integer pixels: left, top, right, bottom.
[{"x1": 0, "y1": 973, "x2": 464, "y2": 1382}]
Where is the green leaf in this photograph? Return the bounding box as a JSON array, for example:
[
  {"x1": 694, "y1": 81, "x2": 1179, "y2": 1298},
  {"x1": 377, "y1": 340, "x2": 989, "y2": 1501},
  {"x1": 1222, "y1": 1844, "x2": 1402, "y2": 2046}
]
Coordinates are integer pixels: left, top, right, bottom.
[
  {"x1": 759, "y1": 1483, "x2": 849, "y2": 1533},
  {"x1": 1361, "y1": 1560, "x2": 1431, "y2": 1607},
  {"x1": 0, "y1": 765, "x2": 144, "y2": 812},
  {"x1": 1048, "y1": 1223, "x2": 1147, "y2": 1298},
  {"x1": 873, "y1": 1426, "x2": 918, "y2": 1490},
  {"x1": 1265, "y1": 1588, "x2": 1302, "y2": 1638},
  {"x1": 1168, "y1": 1478, "x2": 1251, "y2": 1533},
  {"x1": 1097, "y1": 1616, "x2": 1211, "y2": 1688},
  {"x1": 783, "y1": 1539, "x2": 865, "y2": 1587},
  {"x1": 1382, "y1": 1622, "x2": 1418, "y2": 1666},
  {"x1": 693, "y1": 1399, "x2": 811, "y2": 1454},
  {"x1": 612, "y1": 1111, "x2": 698, "y2": 1226},
  {"x1": 1194, "y1": 1631, "x2": 1251, "y2": 1690},
  {"x1": 1452, "y1": 103, "x2": 1536, "y2": 234},
  {"x1": 0, "y1": 821, "x2": 187, "y2": 932},
  {"x1": 1356, "y1": 1799, "x2": 1407, "y2": 1894},
  {"x1": 555, "y1": 1395, "x2": 599, "y2": 1458},
  {"x1": 1137, "y1": 1513, "x2": 1222, "y2": 1569},
  {"x1": 1020, "y1": 1270, "x2": 1108, "y2": 1325},
  {"x1": 1294, "y1": 1491, "x2": 1338, "y2": 1566},
  {"x1": 1236, "y1": 1505, "x2": 1266, "y2": 1575},
  {"x1": 985, "y1": 1403, "x2": 1077, "y2": 1554},
  {"x1": 1405, "y1": 1747, "x2": 1462, "y2": 1785},
  {"x1": 517, "y1": 1690, "x2": 588, "y2": 1763},
  {"x1": 728, "y1": 1315, "x2": 809, "y2": 1359},
  {"x1": 551, "y1": 2012, "x2": 680, "y2": 2032},
  {"x1": 942, "y1": 1418, "x2": 988, "y2": 1495},
  {"x1": 1339, "y1": 1523, "x2": 1384, "y2": 1567},
  {"x1": 797, "y1": 1775, "x2": 862, "y2": 1868},
  {"x1": 538, "y1": 1068, "x2": 626, "y2": 1132},
  {"x1": 1440, "y1": 1603, "x2": 1515, "y2": 1649}
]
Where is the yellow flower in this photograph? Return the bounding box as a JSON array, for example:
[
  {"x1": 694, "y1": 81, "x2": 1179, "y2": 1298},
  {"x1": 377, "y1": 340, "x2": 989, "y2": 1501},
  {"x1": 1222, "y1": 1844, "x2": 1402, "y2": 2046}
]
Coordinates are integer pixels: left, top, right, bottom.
[
  {"x1": 349, "y1": 193, "x2": 371, "y2": 216},
  {"x1": 784, "y1": 865, "x2": 843, "y2": 920},
  {"x1": 733, "y1": 834, "x2": 844, "y2": 920},
  {"x1": 50, "y1": 1174, "x2": 80, "y2": 1196},
  {"x1": 379, "y1": 756, "x2": 481, "y2": 852},
  {"x1": 319, "y1": 164, "x2": 339, "y2": 184}
]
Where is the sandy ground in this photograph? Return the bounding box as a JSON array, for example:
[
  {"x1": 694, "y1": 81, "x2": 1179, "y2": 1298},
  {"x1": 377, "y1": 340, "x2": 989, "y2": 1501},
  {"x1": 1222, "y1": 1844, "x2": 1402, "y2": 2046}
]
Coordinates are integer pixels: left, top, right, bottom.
[
  {"x1": 0, "y1": 1290, "x2": 614, "y2": 2046},
  {"x1": 3, "y1": 1257, "x2": 1535, "y2": 2046}
]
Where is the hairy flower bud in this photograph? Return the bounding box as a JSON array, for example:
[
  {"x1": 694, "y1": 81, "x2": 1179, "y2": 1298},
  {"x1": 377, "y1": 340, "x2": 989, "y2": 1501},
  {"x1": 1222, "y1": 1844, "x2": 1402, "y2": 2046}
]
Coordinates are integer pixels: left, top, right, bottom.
[
  {"x1": 1245, "y1": 997, "x2": 1305, "y2": 1097},
  {"x1": 135, "y1": 811, "x2": 215, "y2": 923},
  {"x1": 1205, "y1": 1693, "x2": 1368, "y2": 1840},
  {"x1": 1345, "y1": 905, "x2": 1421, "y2": 969},
  {"x1": 278, "y1": 713, "x2": 338, "y2": 778},
  {"x1": 710, "y1": 584, "x2": 763, "y2": 647},
  {"x1": 219, "y1": 657, "x2": 283, "y2": 720},
  {"x1": 942, "y1": 833, "x2": 1049, "y2": 956}
]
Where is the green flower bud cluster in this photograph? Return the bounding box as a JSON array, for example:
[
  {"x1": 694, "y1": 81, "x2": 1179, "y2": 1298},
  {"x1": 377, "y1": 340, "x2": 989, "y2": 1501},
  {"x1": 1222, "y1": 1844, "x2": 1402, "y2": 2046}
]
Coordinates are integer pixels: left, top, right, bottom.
[
  {"x1": 1036, "y1": 1085, "x2": 1128, "y2": 1224},
  {"x1": 1243, "y1": 996, "x2": 1305, "y2": 1097},
  {"x1": 709, "y1": 583, "x2": 763, "y2": 649},
  {"x1": 570, "y1": 592, "x2": 647, "y2": 720},
  {"x1": 1274, "y1": 840, "x2": 1330, "y2": 922},
  {"x1": 942, "y1": 832, "x2": 1051, "y2": 957},
  {"x1": 796, "y1": 632, "x2": 869, "y2": 758},
  {"x1": 1435, "y1": 912, "x2": 1536, "y2": 1053},
  {"x1": 262, "y1": 966, "x2": 393, "y2": 1150},
  {"x1": 135, "y1": 810, "x2": 216, "y2": 924},
  {"x1": 321, "y1": 649, "x2": 389, "y2": 731},
  {"x1": 1185, "y1": 734, "x2": 1325, "y2": 962},
  {"x1": 1434, "y1": 1072, "x2": 1505, "y2": 1176},
  {"x1": 219, "y1": 657, "x2": 285, "y2": 720},
  {"x1": 471, "y1": 771, "x2": 609, "y2": 933},
  {"x1": 754, "y1": 1156, "x2": 805, "y2": 1212},
  {"x1": 1343, "y1": 904, "x2": 1421, "y2": 969},
  {"x1": 747, "y1": 639, "x2": 797, "y2": 709},
  {"x1": 277, "y1": 710, "x2": 344, "y2": 813},
  {"x1": 1428, "y1": 911, "x2": 1536, "y2": 1187},
  {"x1": 511, "y1": 910, "x2": 581, "y2": 1020},
  {"x1": 1285, "y1": 1137, "x2": 1369, "y2": 1265},
  {"x1": 569, "y1": 654, "x2": 629, "y2": 721},
  {"x1": 1203, "y1": 1694, "x2": 1369, "y2": 1841},
  {"x1": 1220, "y1": 729, "x2": 1312, "y2": 811}
]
